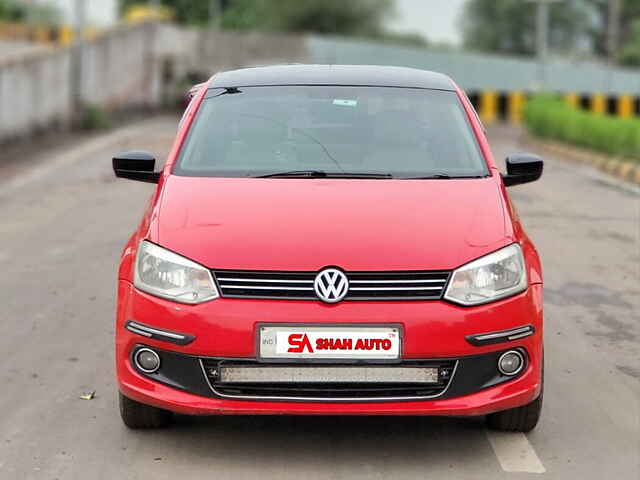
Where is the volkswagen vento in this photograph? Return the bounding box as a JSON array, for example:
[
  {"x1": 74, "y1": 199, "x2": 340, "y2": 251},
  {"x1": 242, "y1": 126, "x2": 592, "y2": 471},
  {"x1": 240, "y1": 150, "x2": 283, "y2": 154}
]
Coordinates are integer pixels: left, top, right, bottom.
[{"x1": 113, "y1": 65, "x2": 544, "y2": 431}]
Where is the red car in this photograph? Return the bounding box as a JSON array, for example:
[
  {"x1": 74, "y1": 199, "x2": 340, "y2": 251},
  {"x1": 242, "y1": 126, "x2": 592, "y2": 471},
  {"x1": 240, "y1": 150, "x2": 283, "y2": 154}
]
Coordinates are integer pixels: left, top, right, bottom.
[{"x1": 113, "y1": 65, "x2": 544, "y2": 431}]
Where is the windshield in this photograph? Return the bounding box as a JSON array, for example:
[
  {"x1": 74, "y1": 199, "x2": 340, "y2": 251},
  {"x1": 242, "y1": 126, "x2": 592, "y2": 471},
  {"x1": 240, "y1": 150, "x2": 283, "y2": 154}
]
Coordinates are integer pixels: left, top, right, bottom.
[{"x1": 174, "y1": 86, "x2": 489, "y2": 178}]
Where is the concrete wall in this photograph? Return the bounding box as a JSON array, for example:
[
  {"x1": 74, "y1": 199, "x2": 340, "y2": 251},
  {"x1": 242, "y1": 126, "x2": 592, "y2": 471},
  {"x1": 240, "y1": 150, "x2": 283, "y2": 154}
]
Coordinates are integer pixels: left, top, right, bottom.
[
  {"x1": 0, "y1": 23, "x2": 307, "y2": 144},
  {"x1": 78, "y1": 23, "x2": 158, "y2": 107},
  {"x1": 196, "y1": 28, "x2": 308, "y2": 71},
  {"x1": 3, "y1": 23, "x2": 639, "y2": 144},
  {"x1": 0, "y1": 48, "x2": 70, "y2": 140},
  {"x1": 0, "y1": 23, "x2": 158, "y2": 143}
]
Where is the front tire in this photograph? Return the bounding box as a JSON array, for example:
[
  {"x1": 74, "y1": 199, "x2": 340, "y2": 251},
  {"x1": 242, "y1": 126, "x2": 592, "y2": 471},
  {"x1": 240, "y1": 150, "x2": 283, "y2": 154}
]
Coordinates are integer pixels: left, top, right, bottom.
[
  {"x1": 119, "y1": 392, "x2": 172, "y2": 429},
  {"x1": 486, "y1": 393, "x2": 542, "y2": 432},
  {"x1": 487, "y1": 358, "x2": 544, "y2": 432}
]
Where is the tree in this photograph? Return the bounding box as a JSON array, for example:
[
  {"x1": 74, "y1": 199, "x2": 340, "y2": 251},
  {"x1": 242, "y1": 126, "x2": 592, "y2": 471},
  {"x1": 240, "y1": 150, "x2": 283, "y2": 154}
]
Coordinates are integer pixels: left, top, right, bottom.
[
  {"x1": 584, "y1": 0, "x2": 640, "y2": 60},
  {"x1": 0, "y1": 0, "x2": 60, "y2": 24},
  {"x1": 120, "y1": 0, "x2": 399, "y2": 38},
  {"x1": 0, "y1": 0, "x2": 26, "y2": 21},
  {"x1": 619, "y1": 20, "x2": 640, "y2": 66},
  {"x1": 461, "y1": 0, "x2": 590, "y2": 56},
  {"x1": 220, "y1": 0, "x2": 393, "y2": 37}
]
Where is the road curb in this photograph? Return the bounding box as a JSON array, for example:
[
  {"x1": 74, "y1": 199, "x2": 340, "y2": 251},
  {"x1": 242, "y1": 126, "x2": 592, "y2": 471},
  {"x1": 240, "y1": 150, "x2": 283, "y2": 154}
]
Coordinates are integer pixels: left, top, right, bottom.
[{"x1": 523, "y1": 135, "x2": 640, "y2": 185}]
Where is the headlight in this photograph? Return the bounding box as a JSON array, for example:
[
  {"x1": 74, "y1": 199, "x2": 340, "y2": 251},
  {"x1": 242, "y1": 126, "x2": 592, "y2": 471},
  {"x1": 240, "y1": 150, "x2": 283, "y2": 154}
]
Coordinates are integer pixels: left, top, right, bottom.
[
  {"x1": 134, "y1": 241, "x2": 219, "y2": 304},
  {"x1": 444, "y1": 244, "x2": 527, "y2": 306}
]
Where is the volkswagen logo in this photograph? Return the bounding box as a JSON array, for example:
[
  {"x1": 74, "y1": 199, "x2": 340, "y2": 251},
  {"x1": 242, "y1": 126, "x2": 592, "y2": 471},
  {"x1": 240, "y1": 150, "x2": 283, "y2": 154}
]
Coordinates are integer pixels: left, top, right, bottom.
[{"x1": 314, "y1": 268, "x2": 349, "y2": 303}]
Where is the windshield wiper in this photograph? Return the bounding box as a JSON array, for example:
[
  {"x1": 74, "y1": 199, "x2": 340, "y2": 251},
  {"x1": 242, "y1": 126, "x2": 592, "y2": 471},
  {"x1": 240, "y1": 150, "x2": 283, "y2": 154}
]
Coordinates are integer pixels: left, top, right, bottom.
[
  {"x1": 413, "y1": 173, "x2": 452, "y2": 179},
  {"x1": 255, "y1": 170, "x2": 393, "y2": 179},
  {"x1": 326, "y1": 172, "x2": 393, "y2": 179},
  {"x1": 403, "y1": 173, "x2": 485, "y2": 179},
  {"x1": 255, "y1": 170, "x2": 328, "y2": 178}
]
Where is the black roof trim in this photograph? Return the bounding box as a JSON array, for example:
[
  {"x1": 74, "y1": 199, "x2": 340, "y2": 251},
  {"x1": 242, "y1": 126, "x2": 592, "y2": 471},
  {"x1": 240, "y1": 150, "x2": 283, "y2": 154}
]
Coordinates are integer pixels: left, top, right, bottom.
[{"x1": 208, "y1": 64, "x2": 456, "y2": 91}]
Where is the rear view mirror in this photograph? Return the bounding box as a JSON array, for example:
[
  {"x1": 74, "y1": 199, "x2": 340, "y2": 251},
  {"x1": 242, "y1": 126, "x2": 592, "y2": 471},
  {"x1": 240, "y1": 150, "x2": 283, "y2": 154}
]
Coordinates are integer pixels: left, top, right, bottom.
[
  {"x1": 502, "y1": 153, "x2": 543, "y2": 187},
  {"x1": 113, "y1": 151, "x2": 160, "y2": 184}
]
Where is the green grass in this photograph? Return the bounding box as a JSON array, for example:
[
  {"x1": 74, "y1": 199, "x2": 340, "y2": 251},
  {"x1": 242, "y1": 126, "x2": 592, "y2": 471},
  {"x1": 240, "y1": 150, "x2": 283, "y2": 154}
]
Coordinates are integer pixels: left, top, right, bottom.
[{"x1": 523, "y1": 95, "x2": 640, "y2": 163}]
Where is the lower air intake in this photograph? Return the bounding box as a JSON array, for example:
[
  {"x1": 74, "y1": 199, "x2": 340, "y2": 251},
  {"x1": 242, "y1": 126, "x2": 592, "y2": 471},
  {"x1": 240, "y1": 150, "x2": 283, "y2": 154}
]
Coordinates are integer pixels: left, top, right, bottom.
[{"x1": 201, "y1": 359, "x2": 457, "y2": 400}]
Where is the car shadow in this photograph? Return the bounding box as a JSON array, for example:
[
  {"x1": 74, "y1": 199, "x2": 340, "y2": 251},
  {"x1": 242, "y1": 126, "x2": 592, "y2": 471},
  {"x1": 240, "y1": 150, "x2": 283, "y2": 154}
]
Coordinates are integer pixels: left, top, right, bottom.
[{"x1": 127, "y1": 414, "x2": 494, "y2": 475}]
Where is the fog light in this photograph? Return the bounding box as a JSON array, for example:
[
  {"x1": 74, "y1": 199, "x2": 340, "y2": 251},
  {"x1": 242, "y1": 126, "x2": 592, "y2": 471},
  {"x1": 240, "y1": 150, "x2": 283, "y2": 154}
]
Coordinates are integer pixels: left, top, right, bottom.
[
  {"x1": 134, "y1": 348, "x2": 160, "y2": 373},
  {"x1": 498, "y1": 350, "x2": 524, "y2": 376}
]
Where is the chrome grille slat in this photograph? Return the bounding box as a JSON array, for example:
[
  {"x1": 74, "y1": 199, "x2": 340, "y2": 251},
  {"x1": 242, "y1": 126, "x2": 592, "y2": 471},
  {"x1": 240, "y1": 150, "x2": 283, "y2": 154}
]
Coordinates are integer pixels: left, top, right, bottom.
[
  {"x1": 222, "y1": 285, "x2": 314, "y2": 291},
  {"x1": 213, "y1": 269, "x2": 451, "y2": 300},
  {"x1": 217, "y1": 278, "x2": 314, "y2": 283},
  {"x1": 349, "y1": 286, "x2": 442, "y2": 291},
  {"x1": 349, "y1": 279, "x2": 445, "y2": 284}
]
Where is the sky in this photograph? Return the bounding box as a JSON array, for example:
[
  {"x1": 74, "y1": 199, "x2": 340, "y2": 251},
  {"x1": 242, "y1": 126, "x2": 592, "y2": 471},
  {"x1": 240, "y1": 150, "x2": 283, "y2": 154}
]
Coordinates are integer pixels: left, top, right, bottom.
[{"x1": 387, "y1": 0, "x2": 468, "y2": 46}]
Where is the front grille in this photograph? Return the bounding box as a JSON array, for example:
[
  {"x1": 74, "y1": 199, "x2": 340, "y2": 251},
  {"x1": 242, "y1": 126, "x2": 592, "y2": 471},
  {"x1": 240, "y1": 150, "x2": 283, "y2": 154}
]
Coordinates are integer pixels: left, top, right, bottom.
[
  {"x1": 214, "y1": 271, "x2": 316, "y2": 299},
  {"x1": 213, "y1": 270, "x2": 451, "y2": 301},
  {"x1": 346, "y1": 271, "x2": 451, "y2": 300},
  {"x1": 201, "y1": 359, "x2": 457, "y2": 400}
]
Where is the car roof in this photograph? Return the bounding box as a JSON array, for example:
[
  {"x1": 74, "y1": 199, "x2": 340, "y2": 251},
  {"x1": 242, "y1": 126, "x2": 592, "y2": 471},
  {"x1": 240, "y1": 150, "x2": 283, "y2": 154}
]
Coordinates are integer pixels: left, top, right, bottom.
[{"x1": 209, "y1": 64, "x2": 456, "y2": 91}]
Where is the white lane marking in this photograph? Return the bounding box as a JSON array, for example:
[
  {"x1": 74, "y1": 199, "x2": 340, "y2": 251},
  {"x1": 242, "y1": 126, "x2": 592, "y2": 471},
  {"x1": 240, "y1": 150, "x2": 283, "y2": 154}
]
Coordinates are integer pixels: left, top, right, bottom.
[{"x1": 486, "y1": 430, "x2": 546, "y2": 474}]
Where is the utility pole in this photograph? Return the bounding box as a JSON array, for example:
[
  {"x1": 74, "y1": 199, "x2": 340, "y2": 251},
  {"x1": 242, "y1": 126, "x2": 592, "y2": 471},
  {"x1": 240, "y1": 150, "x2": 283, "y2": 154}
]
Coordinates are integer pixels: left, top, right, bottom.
[
  {"x1": 71, "y1": 0, "x2": 87, "y2": 124},
  {"x1": 209, "y1": 0, "x2": 220, "y2": 28},
  {"x1": 607, "y1": 0, "x2": 622, "y2": 65},
  {"x1": 526, "y1": 0, "x2": 563, "y2": 90},
  {"x1": 74, "y1": 0, "x2": 86, "y2": 46},
  {"x1": 537, "y1": 0, "x2": 549, "y2": 61}
]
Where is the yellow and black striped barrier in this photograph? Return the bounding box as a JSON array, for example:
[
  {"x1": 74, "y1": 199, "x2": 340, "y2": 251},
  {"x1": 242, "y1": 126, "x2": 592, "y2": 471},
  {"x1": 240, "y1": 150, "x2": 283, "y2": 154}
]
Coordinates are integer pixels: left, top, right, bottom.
[
  {"x1": 467, "y1": 91, "x2": 640, "y2": 124},
  {"x1": 0, "y1": 21, "x2": 101, "y2": 47},
  {"x1": 0, "y1": 6, "x2": 167, "y2": 46}
]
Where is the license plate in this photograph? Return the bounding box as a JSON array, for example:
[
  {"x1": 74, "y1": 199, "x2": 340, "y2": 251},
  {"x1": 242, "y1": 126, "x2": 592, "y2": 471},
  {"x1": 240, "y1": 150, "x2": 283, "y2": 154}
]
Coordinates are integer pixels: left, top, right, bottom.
[{"x1": 258, "y1": 325, "x2": 401, "y2": 360}]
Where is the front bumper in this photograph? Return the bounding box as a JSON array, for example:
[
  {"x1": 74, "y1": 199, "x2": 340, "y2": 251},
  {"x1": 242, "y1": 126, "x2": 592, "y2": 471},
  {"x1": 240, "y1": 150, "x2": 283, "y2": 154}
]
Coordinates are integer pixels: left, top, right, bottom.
[{"x1": 116, "y1": 280, "x2": 543, "y2": 415}]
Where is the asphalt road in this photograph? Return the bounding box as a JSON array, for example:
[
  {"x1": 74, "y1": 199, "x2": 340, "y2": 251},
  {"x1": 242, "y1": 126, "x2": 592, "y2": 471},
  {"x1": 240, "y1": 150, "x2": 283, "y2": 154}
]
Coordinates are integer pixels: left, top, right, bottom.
[{"x1": 0, "y1": 117, "x2": 638, "y2": 479}]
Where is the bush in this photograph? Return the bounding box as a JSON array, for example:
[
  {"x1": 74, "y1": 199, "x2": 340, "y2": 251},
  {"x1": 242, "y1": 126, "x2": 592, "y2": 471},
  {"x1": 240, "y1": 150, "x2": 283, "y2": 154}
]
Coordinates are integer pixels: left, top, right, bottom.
[
  {"x1": 523, "y1": 96, "x2": 640, "y2": 162},
  {"x1": 79, "y1": 104, "x2": 112, "y2": 131}
]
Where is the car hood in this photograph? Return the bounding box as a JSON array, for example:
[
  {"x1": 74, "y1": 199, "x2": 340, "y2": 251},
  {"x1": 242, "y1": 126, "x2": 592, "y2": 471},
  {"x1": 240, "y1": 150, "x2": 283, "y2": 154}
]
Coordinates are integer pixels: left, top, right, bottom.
[{"x1": 156, "y1": 176, "x2": 512, "y2": 271}]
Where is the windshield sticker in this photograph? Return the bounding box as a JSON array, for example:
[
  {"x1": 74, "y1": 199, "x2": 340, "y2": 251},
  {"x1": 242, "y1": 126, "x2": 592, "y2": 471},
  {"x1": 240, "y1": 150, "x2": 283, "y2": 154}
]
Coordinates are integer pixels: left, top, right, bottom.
[{"x1": 333, "y1": 99, "x2": 358, "y2": 107}]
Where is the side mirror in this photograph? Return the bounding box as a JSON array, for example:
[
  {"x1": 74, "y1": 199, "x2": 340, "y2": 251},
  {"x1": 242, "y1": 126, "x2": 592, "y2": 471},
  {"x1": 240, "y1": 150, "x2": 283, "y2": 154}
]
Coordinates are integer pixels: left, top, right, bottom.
[
  {"x1": 113, "y1": 151, "x2": 160, "y2": 184},
  {"x1": 502, "y1": 153, "x2": 543, "y2": 187}
]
